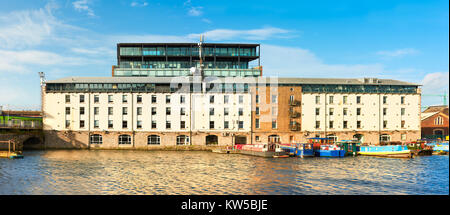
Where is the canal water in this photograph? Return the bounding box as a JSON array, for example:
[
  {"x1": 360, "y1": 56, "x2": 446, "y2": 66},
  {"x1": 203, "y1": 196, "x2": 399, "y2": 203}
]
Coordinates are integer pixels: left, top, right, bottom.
[{"x1": 0, "y1": 150, "x2": 448, "y2": 195}]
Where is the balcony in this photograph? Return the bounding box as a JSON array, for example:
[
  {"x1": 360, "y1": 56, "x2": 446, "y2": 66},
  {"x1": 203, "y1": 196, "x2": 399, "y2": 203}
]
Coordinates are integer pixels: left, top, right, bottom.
[
  {"x1": 113, "y1": 68, "x2": 261, "y2": 77},
  {"x1": 289, "y1": 123, "x2": 300, "y2": 131},
  {"x1": 289, "y1": 111, "x2": 300, "y2": 118},
  {"x1": 289, "y1": 100, "x2": 300, "y2": 106}
]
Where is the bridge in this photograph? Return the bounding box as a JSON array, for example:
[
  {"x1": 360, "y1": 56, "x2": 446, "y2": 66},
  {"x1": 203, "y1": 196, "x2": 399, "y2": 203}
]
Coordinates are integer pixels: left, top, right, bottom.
[{"x1": 0, "y1": 110, "x2": 44, "y2": 151}]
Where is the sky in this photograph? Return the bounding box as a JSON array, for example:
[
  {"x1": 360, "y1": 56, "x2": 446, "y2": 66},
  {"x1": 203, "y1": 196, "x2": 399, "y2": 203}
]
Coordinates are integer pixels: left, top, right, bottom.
[{"x1": 0, "y1": 0, "x2": 448, "y2": 110}]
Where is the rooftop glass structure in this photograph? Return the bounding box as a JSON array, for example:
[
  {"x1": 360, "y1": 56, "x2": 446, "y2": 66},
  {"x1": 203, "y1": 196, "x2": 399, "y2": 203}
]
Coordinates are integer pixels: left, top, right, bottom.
[{"x1": 114, "y1": 43, "x2": 261, "y2": 77}]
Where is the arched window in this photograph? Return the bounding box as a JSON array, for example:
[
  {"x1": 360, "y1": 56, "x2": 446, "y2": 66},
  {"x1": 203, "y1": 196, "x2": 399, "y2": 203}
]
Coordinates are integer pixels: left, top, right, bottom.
[
  {"x1": 434, "y1": 116, "x2": 443, "y2": 125},
  {"x1": 177, "y1": 135, "x2": 189, "y2": 145},
  {"x1": 148, "y1": 135, "x2": 160, "y2": 145},
  {"x1": 90, "y1": 134, "x2": 102, "y2": 144},
  {"x1": 119, "y1": 135, "x2": 131, "y2": 144}
]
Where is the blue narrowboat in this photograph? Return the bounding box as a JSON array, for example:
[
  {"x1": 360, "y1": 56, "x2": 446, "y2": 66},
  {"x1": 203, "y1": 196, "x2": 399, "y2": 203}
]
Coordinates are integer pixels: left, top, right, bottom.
[
  {"x1": 314, "y1": 145, "x2": 346, "y2": 157},
  {"x1": 294, "y1": 143, "x2": 315, "y2": 157},
  {"x1": 358, "y1": 145, "x2": 412, "y2": 158}
]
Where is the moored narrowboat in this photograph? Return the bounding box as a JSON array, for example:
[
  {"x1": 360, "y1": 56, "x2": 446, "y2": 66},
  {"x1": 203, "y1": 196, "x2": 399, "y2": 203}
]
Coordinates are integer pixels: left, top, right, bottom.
[
  {"x1": 239, "y1": 143, "x2": 287, "y2": 158},
  {"x1": 294, "y1": 143, "x2": 315, "y2": 157},
  {"x1": 358, "y1": 145, "x2": 413, "y2": 158},
  {"x1": 314, "y1": 145, "x2": 345, "y2": 157},
  {"x1": 338, "y1": 140, "x2": 360, "y2": 156}
]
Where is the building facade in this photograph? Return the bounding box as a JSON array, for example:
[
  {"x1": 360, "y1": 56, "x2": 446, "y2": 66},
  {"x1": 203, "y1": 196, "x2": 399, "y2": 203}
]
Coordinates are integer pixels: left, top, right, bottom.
[
  {"x1": 42, "y1": 43, "x2": 422, "y2": 149},
  {"x1": 421, "y1": 105, "x2": 449, "y2": 140}
]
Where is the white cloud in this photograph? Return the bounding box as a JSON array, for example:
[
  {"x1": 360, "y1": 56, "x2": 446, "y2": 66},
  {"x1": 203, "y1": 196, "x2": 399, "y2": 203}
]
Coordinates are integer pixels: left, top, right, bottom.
[
  {"x1": 420, "y1": 71, "x2": 449, "y2": 106},
  {"x1": 131, "y1": 1, "x2": 148, "y2": 7},
  {"x1": 188, "y1": 27, "x2": 294, "y2": 41},
  {"x1": 188, "y1": 6, "x2": 203, "y2": 16},
  {"x1": 376, "y1": 48, "x2": 419, "y2": 57},
  {"x1": 260, "y1": 44, "x2": 387, "y2": 78},
  {"x1": 73, "y1": 0, "x2": 95, "y2": 17},
  {"x1": 202, "y1": 18, "x2": 212, "y2": 24}
]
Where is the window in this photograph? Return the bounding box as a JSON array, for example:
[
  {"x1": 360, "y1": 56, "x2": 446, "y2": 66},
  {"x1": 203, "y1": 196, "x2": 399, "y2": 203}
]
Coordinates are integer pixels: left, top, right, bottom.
[
  {"x1": 315, "y1": 121, "x2": 320, "y2": 129},
  {"x1": 315, "y1": 96, "x2": 320, "y2": 104},
  {"x1": 94, "y1": 120, "x2": 99, "y2": 128},
  {"x1": 343, "y1": 121, "x2": 348, "y2": 129},
  {"x1": 108, "y1": 107, "x2": 113, "y2": 115},
  {"x1": 65, "y1": 95, "x2": 70, "y2": 103},
  {"x1": 271, "y1": 95, "x2": 277, "y2": 103},
  {"x1": 224, "y1": 121, "x2": 229, "y2": 129},
  {"x1": 290, "y1": 95, "x2": 294, "y2": 102},
  {"x1": 255, "y1": 95, "x2": 259, "y2": 103},
  {"x1": 180, "y1": 107, "x2": 186, "y2": 115},
  {"x1": 224, "y1": 108, "x2": 229, "y2": 116},
  {"x1": 166, "y1": 107, "x2": 171, "y2": 115},
  {"x1": 315, "y1": 108, "x2": 320, "y2": 116},
  {"x1": 401, "y1": 108, "x2": 405, "y2": 116},
  {"x1": 383, "y1": 120, "x2": 387, "y2": 129},
  {"x1": 108, "y1": 95, "x2": 113, "y2": 103},
  {"x1": 137, "y1": 120, "x2": 142, "y2": 129},
  {"x1": 152, "y1": 95, "x2": 157, "y2": 103},
  {"x1": 239, "y1": 95, "x2": 244, "y2": 104},
  {"x1": 209, "y1": 121, "x2": 215, "y2": 129},
  {"x1": 272, "y1": 119, "x2": 277, "y2": 129},
  {"x1": 383, "y1": 96, "x2": 387, "y2": 104},
  {"x1": 401, "y1": 96, "x2": 405, "y2": 104},
  {"x1": 180, "y1": 121, "x2": 186, "y2": 129},
  {"x1": 209, "y1": 108, "x2": 214, "y2": 115},
  {"x1": 137, "y1": 95, "x2": 142, "y2": 103},
  {"x1": 435, "y1": 116, "x2": 443, "y2": 125},
  {"x1": 357, "y1": 121, "x2": 361, "y2": 129},
  {"x1": 380, "y1": 134, "x2": 391, "y2": 142},
  {"x1": 255, "y1": 136, "x2": 260, "y2": 141},
  {"x1": 272, "y1": 107, "x2": 277, "y2": 116},
  {"x1": 329, "y1": 121, "x2": 334, "y2": 129},
  {"x1": 401, "y1": 120, "x2": 405, "y2": 128},
  {"x1": 108, "y1": 120, "x2": 113, "y2": 128},
  {"x1": 80, "y1": 95, "x2": 85, "y2": 103},
  {"x1": 94, "y1": 95, "x2": 99, "y2": 103},
  {"x1": 343, "y1": 108, "x2": 348, "y2": 116},
  {"x1": 80, "y1": 120, "x2": 85, "y2": 128},
  {"x1": 137, "y1": 107, "x2": 142, "y2": 115},
  {"x1": 180, "y1": 95, "x2": 185, "y2": 104},
  {"x1": 122, "y1": 95, "x2": 128, "y2": 103},
  {"x1": 356, "y1": 96, "x2": 361, "y2": 104},
  {"x1": 90, "y1": 134, "x2": 102, "y2": 144},
  {"x1": 329, "y1": 108, "x2": 334, "y2": 116},
  {"x1": 166, "y1": 121, "x2": 171, "y2": 129},
  {"x1": 210, "y1": 95, "x2": 214, "y2": 104},
  {"x1": 122, "y1": 107, "x2": 128, "y2": 115},
  {"x1": 238, "y1": 121, "x2": 244, "y2": 129},
  {"x1": 357, "y1": 108, "x2": 361, "y2": 116},
  {"x1": 224, "y1": 95, "x2": 229, "y2": 104},
  {"x1": 152, "y1": 107, "x2": 156, "y2": 115},
  {"x1": 255, "y1": 107, "x2": 260, "y2": 115},
  {"x1": 65, "y1": 120, "x2": 70, "y2": 128},
  {"x1": 401, "y1": 134, "x2": 406, "y2": 141},
  {"x1": 343, "y1": 96, "x2": 348, "y2": 104},
  {"x1": 255, "y1": 118, "x2": 260, "y2": 129},
  {"x1": 122, "y1": 120, "x2": 127, "y2": 128},
  {"x1": 239, "y1": 108, "x2": 243, "y2": 116},
  {"x1": 329, "y1": 96, "x2": 334, "y2": 104},
  {"x1": 383, "y1": 108, "x2": 387, "y2": 116},
  {"x1": 118, "y1": 135, "x2": 131, "y2": 145},
  {"x1": 80, "y1": 107, "x2": 85, "y2": 115},
  {"x1": 177, "y1": 135, "x2": 189, "y2": 145},
  {"x1": 94, "y1": 107, "x2": 99, "y2": 115},
  {"x1": 151, "y1": 120, "x2": 157, "y2": 129},
  {"x1": 148, "y1": 135, "x2": 160, "y2": 145},
  {"x1": 166, "y1": 95, "x2": 171, "y2": 104}
]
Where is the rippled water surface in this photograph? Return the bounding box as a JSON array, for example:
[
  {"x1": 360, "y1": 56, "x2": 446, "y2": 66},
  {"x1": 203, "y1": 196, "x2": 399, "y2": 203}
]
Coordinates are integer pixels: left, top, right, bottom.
[{"x1": 0, "y1": 150, "x2": 448, "y2": 195}]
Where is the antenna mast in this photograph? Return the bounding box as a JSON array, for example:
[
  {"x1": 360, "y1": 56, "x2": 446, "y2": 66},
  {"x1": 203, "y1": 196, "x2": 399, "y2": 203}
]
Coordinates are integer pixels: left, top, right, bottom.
[{"x1": 198, "y1": 35, "x2": 205, "y2": 78}]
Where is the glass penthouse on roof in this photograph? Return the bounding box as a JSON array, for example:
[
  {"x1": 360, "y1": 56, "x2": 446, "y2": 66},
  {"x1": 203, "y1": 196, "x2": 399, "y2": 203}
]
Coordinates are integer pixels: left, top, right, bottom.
[{"x1": 114, "y1": 43, "x2": 261, "y2": 77}]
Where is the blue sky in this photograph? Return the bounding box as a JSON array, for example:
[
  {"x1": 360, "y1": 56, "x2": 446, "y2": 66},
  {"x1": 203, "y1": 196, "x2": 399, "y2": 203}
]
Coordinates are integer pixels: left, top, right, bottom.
[{"x1": 0, "y1": 0, "x2": 448, "y2": 109}]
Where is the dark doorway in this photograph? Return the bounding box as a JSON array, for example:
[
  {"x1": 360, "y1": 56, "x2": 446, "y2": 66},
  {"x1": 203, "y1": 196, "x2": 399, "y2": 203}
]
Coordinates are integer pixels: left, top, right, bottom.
[{"x1": 206, "y1": 135, "x2": 218, "y2": 145}]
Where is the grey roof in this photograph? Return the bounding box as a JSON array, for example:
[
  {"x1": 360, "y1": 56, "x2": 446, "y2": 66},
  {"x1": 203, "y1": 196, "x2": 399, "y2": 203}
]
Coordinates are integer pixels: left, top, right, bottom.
[{"x1": 46, "y1": 76, "x2": 420, "y2": 86}]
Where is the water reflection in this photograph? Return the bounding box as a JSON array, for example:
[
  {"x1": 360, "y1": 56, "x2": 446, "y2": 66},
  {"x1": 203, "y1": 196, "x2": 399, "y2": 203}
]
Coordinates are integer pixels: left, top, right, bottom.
[{"x1": 0, "y1": 150, "x2": 448, "y2": 195}]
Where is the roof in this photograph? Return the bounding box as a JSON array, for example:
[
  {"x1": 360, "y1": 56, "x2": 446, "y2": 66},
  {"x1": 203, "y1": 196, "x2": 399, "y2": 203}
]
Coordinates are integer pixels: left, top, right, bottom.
[
  {"x1": 423, "y1": 105, "x2": 449, "y2": 115},
  {"x1": 421, "y1": 112, "x2": 440, "y2": 120},
  {"x1": 117, "y1": 43, "x2": 260, "y2": 47},
  {"x1": 46, "y1": 76, "x2": 420, "y2": 86}
]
